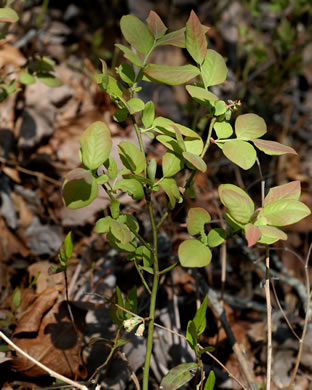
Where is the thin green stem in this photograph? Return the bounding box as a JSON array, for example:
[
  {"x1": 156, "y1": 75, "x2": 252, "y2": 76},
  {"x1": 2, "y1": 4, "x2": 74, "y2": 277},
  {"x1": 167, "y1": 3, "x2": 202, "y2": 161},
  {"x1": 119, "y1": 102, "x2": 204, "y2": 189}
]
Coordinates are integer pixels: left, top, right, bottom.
[
  {"x1": 134, "y1": 260, "x2": 152, "y2": 295},
  {"x1": 200, "y1": 117, "x2": 216, "y2": 158},
  {"x1": 142, "y1": 199, "x2": 159, "y2": 390}
]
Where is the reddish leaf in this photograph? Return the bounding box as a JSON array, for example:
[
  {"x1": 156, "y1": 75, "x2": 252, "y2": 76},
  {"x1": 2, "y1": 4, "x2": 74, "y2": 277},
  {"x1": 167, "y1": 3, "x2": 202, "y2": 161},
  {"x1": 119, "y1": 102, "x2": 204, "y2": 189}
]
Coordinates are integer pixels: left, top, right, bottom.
[
  {"x1": 252, "y1": 139, "x2": 297, "y2": 155},
  {"x1": 264, "y1": 181, "x2": 301, "y2": 206},
  {"x1": 185, "y1": 10, "x2": 207, "y2": 65},
  {"x1": 146, "y1": 10, "x2": 167, "y2": 39},
  {"x1": 235, "y1": 113, "x2": 267, "y2": 139},
  {"x1": 245, "y1": 224, "x2": 261, "y2": 247},
  {"x1": 155, "y1": 28, "x2": 186, "y2": 48}
]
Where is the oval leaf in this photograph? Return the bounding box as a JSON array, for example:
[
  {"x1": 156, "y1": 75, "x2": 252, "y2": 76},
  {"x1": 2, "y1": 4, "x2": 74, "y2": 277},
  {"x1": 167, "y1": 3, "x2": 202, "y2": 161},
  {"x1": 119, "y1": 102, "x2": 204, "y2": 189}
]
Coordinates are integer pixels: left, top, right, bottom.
[
  {"x1": 19, "y1": 72, "x2": 35, "y2": 85},
  {"x1": 0, "y1": 7, "x2": 19, "y2": 23},
  {"x1": 252, "y1": 139, "x2": 297, "y2": 155},
  {"x1": 80, "y1": 121, "x2": 112, "y2": 170},
  {"x1": 186, "y1": 85, "x2": 219, "y2": 104},
  {"x1": 222, "y1": 140, "x2": 256, "y2": 170},
  {"x1": 257, "y1": 225, "x2": 288, "y2": 245},
  {"x1": 187, "y1": 207, "x2": 211, "y2": 236},
  {"x1": 263, "y1": 199, "x2": 311, "y2": 226},
  {"x1": 110, "y1": 220, "x2": 131, "y2": 245},
  {"x1": 160, "y1": 178, "x2": 182, "y2": 209},
  {"x1": 144, "y1": 64, "x2": 200, "y2": 86},
  {"x1": 160, "y1": 362, "x2": 198, "y2": 390},
  {"x1": 94, "y1": 216, "x2": 113, "y2": 233},
  {"x1": 115, "y1": 178, "x2": 144, "y2": 200},
  {"x1": 201, "y1": 49, "x2": 228, "y2": 87},
  {"x1": 146, "y1": 10, "x2": 167, "y2": 39},
  {"x1": 118, "y1": 141, "x2": 146, "y2": 174},
  {"x1": 127, "y1": 97, "x2": 145, "y2": 114},
  {"x1": 178, "y1": 239, "x2": 212, "y2": 267},
  {"x1": 207, "y1": 228, "x2": 226, "y2": 247},
  {"x1": 235, "y1": 113, "x2": 267, "y2": 139},
  {"x1": 214, "y1": 121, "x2": 233, "y2": 139},
  {"x1": 244, "y1": 224, "x2": 261, "y2": 247},
  {"x1": 162, "y1": 152, "x2": 183, "y2": 177},
  {"x1": 186, "y1": 10, "x2": 207, "y2": 65},
  {"x1": 155, "y1": 28, "x2": 186, "y2": 48},
  {"x1": 183, "y1": 151, "x2": 206, "y2": 172},
  {"x1": 115, "y1": 44, "x2": 144, "y2": 67},
  {"x1": 264, "y1": 181, "x2": 301, "y2": 206},
  {"x1": 62, "y1": 168, "x2": 98, "y2": 209},
  {"x1": 120, "y1": 15, "x2": 154, "y2": 56},
  {"x1": 218, "y1": 184, "x2": 254, "y2": 224}
]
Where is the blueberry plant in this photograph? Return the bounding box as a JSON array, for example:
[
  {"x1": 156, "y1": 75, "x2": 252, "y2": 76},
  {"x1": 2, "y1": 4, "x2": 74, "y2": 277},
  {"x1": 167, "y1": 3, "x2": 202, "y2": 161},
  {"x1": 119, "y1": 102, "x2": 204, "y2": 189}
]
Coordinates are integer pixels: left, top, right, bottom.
[{"x1": 61, "y1": 10, "x2": 310, "y2": 389}]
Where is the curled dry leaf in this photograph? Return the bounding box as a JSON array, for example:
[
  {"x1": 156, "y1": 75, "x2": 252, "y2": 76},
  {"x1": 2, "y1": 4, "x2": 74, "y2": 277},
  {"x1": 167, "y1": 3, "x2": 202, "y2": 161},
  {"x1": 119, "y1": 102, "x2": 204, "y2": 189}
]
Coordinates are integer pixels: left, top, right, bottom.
[{"x1": 11, "y1": 286, "x2": 87, "y2": 379}]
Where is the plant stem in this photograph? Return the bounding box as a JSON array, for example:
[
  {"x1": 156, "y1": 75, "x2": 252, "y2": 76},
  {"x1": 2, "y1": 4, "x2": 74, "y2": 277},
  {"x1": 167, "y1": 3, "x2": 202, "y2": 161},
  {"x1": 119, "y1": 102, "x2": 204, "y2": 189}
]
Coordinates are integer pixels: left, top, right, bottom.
[
  {"x1": 142, "y1": 199, "x2": 159, "y2": 390},
  {"x1": 265, "y1": 245, "x2": 272, "y2": 390}
]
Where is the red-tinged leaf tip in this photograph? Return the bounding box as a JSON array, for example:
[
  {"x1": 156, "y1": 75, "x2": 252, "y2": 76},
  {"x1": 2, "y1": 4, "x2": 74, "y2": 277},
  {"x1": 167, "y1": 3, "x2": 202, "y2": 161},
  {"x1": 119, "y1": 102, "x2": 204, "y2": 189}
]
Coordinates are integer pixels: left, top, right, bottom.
[
  {"x1": 185, "y1": 10, "x2": 207, "y2": 65},
  {"x1": 245, "y1": 224, "x2": 261, "y2": 247}
]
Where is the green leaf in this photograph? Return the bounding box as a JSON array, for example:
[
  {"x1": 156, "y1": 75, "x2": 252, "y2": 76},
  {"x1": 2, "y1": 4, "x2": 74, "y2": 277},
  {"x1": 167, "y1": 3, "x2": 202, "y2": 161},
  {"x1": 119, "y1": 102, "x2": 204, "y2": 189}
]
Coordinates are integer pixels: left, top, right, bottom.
[
  {"x1": 264, "y1": 181, "x2": 301, "y2": 206},
  {"x1": 162, "y1": 152, "x2": 183, "y2": 177},
  {"x1": 160, "y1": 362, "x2": 198, "y2": 390},
  {"x1": 120, "y1": 15, "x2": 154, "y2": 56},
  {"x1": 95, "y1": 174, "x2": 108, "y2": 185},
  {"x1": 144, "y1": 64, "x2": 200, "y2": 86},
  {"x1": 115, "y1": 177, "x2": 144, "y2": 200},
  {"x1": 19, "y1": 72, "x2": 35, "y2": 85},
  {"x1": 134, "y1": 246, "x2": 153, "y2": 267},
  {"x1": 252, "y1": 139, "x2": 297, "y2": 155},
  {"x1": 146, "y1": 10, "x2": 167, "y2": 39},
  {"x1": 184, "y1": 137, "x2": 204, "y2": 155},
  {"x1": 142, "y1": 101, "x2": 155, "y2": 128},
  {"x1": 257, "y1": 225, "x2": 288, "y2": 245},
  {"x1": 80, "y1": 121, "x2": 112, "y2": 170},
  {"x1": 110, "y1": 199, "x2": 120, "y2": 219},
  {"x1": 62, "y1": 168, "x2": 98, "y2": 209},
  {"x1": 207, "y1": 228, "x2": 226, "y2": 247},
  {"x1": 235, "y1": 114, "x2": 267, "y2": 139},
  {"x1": 153, "y1": 117, "x2": 201, "y2": 138},
  {"x1": 116, "y1": 63, "x2": 135, "y2": 85},
  {"x1": 222, "y1": 139, "x2": 257, "y2": 170},
  {"x1": 201, "y1": 49, "x2": 228, "y2": 87},
  {"x1": 204, "y1": 371, "x2": 216, "y2": 390},
  {"x1": 127, "y1": 97, "x2": 145, "y2": 114},
  {"x1": 107, "y1": 76, "x2": 123, "y2": 98},
  {"x1": 185, "y1": 10, "x2": 207, "y2": 65},
  {"x1": 58, "y1": 231, "x2": 73, "y2": 266},
  {"x1": 115, "y1": 44, "x2": 144, "y2": 67},
  {"x1": 157, "y1": 135, "x2": 181, "y2": 154},
  {"x1": 193, "y1": 295, "x2": 208, "y2": 337},
  {"x1": 94, "y1": 216, "x2": 113, "y2": 233},
  {"x1": 105, "y1": 156, "x2": 118, "y2": 180},
  {"x1": 172, "y1": 125, "x2": 186, "y2": 152},
  {"x1": 107, "y1": 231, "x2": 137, "y2": 252},
  {"x1": 160, "y1": 177, "x2": 182, "y2": 209},
  {"x1": 12, "y1": 287, "x2": 21, "y2": 309},
  {"x1": 110, "y1": 220, "x2": 131, "y2": 245},
  {"x1": 218, "y1": 184, "x2": 254, "y2": 224},
  {"x1": 214, "y1": 121, "x2": 233, "y2": 139},
  {"x1": 186, "y1": 320, "x2": 198, "y2": 349},
  {"x1": 187, "y1": 207, "x2": 211, "y2": 236},
  {"x1": 118, "y1": 141, "x2": 146, "y2": 174},
  {"x1": 183, "y1": 152, "x2": 207, "y2": 172},
  {"x1": 113, "y1": 108, "x2": 128, "y2": 122},
  {"x1": 155, "y1": 28, "x2": 186, "y2": 48},
  {"x1": 0, "y1": 7, "x2": 19, "y2": 23},
  {"x1": 244, "y1": 224, "x2": 261, "y2": 247},
  {"x1": 125, "y1": 286, "x2": 137, "y2": 316},
  {"x1": 147, "y1": 158, "x2": 157, "y2": 181},
  {"x1": 263, "y1": 199, "x2": 311, "y2": 226},
  {"x1": 185, "y1": 85, "x2": 219, "y2": 104},
  {"x1": 214, "y1": 101, "x2": 227, "y2": 116},
  {"x1": 118, "y1": 214, "x2": 140, "y2": 234},
  {"x1": 178, "y1": 239, "x2": 212, "y2": 267},
  {"x1": 37, "y1": 73, "x2": 63, "y2": 88}
]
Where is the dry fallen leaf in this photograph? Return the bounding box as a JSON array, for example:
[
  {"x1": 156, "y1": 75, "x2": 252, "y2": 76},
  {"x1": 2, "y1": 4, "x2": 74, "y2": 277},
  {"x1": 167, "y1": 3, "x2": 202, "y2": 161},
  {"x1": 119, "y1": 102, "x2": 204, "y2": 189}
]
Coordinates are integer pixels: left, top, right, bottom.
[{"x1": 12, "y1": 287, "x2": 87, "y2": 379}]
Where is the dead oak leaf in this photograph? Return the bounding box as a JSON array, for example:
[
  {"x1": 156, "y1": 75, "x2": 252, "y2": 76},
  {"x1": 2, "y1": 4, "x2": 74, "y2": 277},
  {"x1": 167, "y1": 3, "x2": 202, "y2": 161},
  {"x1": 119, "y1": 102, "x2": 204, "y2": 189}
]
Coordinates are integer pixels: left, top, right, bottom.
[{"x1": 11, "y1": 287, "x2": 87, "y2": 379}]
